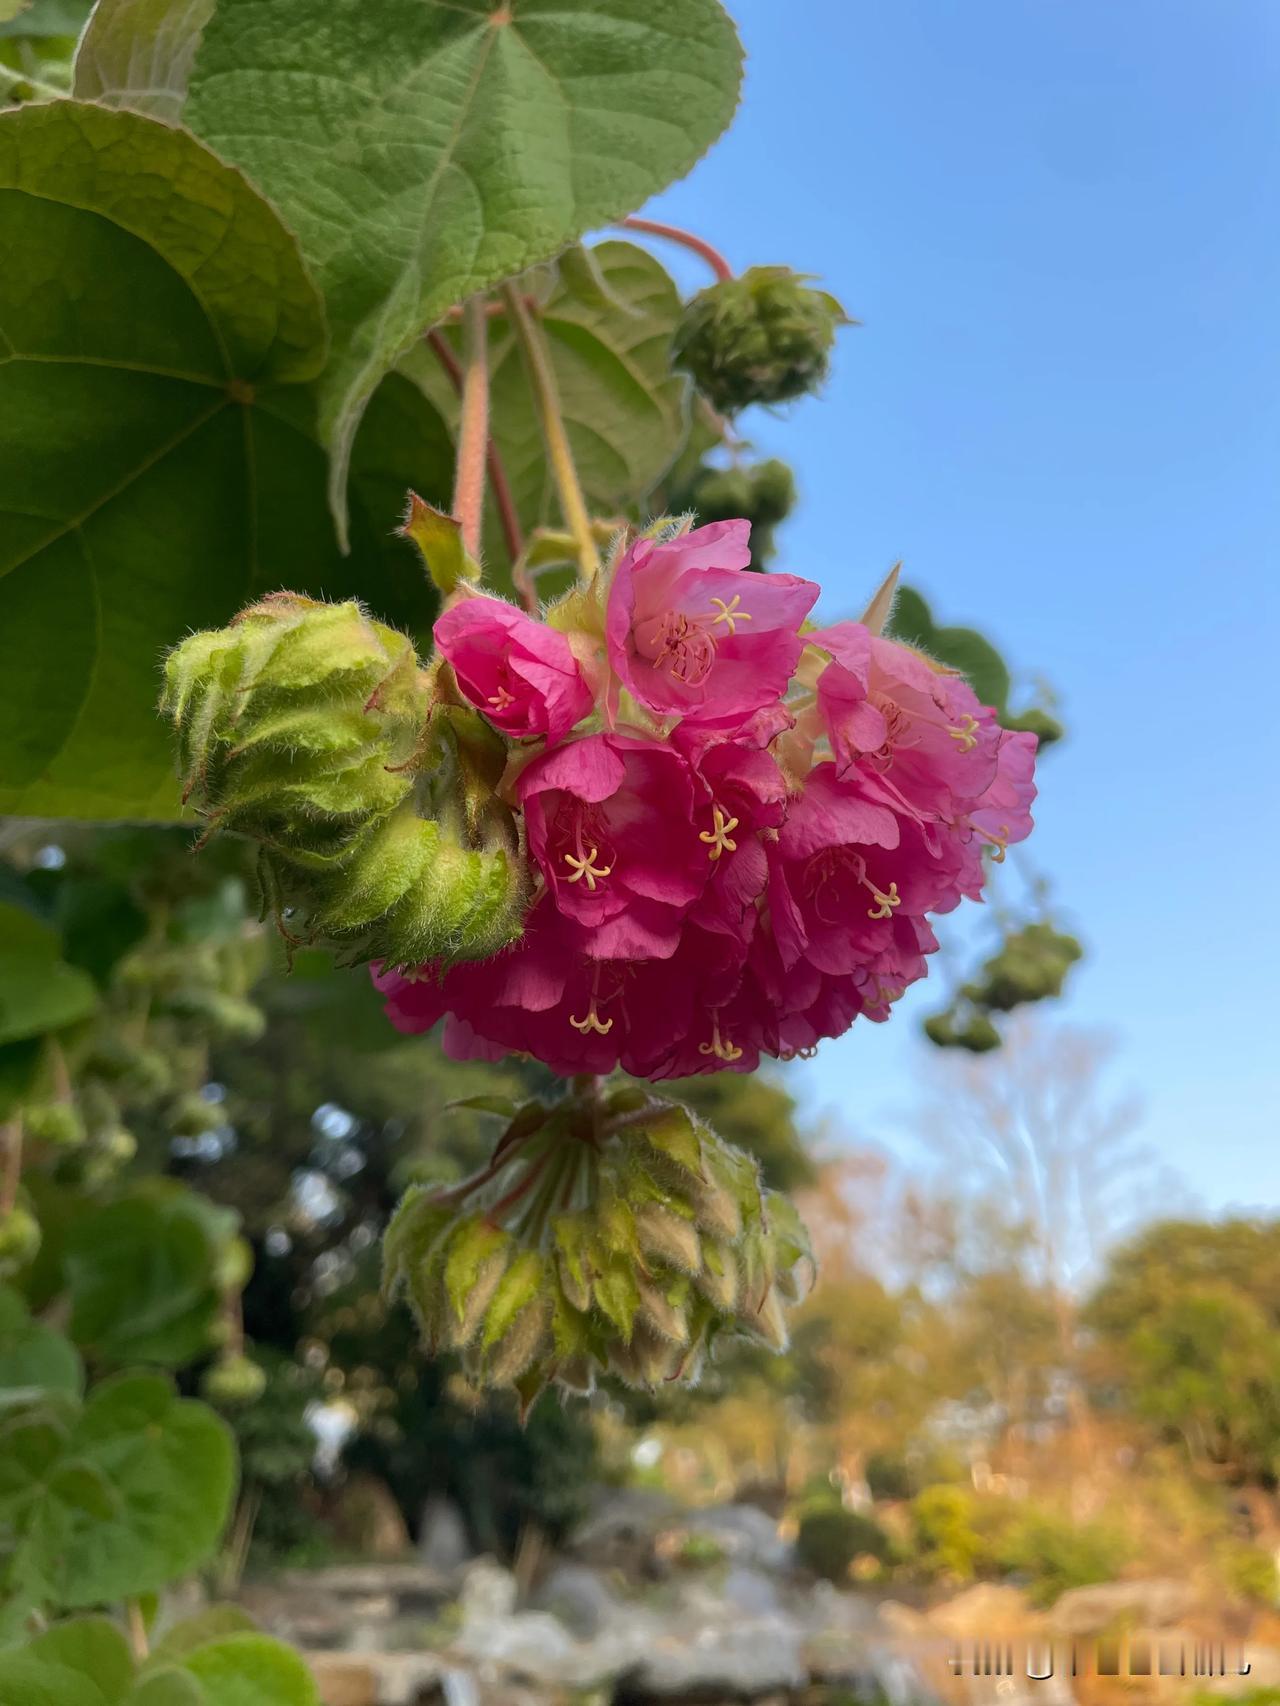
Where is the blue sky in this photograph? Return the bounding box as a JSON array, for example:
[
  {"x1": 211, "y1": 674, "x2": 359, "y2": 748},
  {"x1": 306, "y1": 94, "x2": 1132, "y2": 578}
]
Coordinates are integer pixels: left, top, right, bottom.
[{"x1": 642, "y1": 0, "x2": 1280, "y2": 1213}]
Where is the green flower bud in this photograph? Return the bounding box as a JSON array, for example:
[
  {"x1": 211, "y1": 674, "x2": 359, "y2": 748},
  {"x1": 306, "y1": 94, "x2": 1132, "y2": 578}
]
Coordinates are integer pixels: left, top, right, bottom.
[
  {"x1": 0, "y1": 1205, "x2": 41, "y2": 1276},
  {"x1": 673, "y1": 267, "x2": 850, "y2": 414},
  {"x1": 23, "y1": 1101, "x2": 86, "y2": 1148},
  {"x1": 162, "y1": 593, "x2": 429, "y2": 840},
  {"x1": 384, "y1": 1091, "x2": 813, "y2": 1403},
  {"x1": 200, "y1": 1353, "x2": 267, "y2": 1409},
  {"x1": 167, "y1": 1091, "x2": 224, "y2": 1139}
]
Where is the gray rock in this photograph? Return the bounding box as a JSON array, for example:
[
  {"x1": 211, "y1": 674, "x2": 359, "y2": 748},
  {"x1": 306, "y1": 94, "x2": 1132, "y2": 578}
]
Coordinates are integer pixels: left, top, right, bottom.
[
  {"x1": 457, "y1": 1557, "x2": 518, "y2": 1624},
  {"x1": 418, "y1": 1495, "x2": 472, "y2": 1575},
  {"x1": 1049, "y1": 1578, "x2": 1195, "y2": 1634},
  {"x1": 665, "y1": 1503, "x2": 793, "y2": 1572},
  {"x1": 721, "y1": 1565, "x2": 783, "y2": 1618},
  {"x1": 531, "y1": 1562, "x2": 621, "y2": 1639},
  {"x1": 632, "y1": 1613, "x2": 809, "y2": 1697}
]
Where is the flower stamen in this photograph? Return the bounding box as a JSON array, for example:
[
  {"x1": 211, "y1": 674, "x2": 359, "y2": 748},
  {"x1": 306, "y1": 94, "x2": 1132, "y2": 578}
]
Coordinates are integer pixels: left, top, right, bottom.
[
  {"x1": 487, "y1": 684, "x2": 516, "y2": 711},
  {"x1": 699, "y1": 804, "x2": 740, "y2": 860},
  {"x1": 707, "y1": 594, "x2": 752, "y2": 636},
  {"x1": 975, "y1": 822, "x2": 1010, "y2": 863},
  {"x1": 570, "y1": 1002, "x2": 613, "y2": 1035},
  {"x1": 864, "y1": 879, "x2": 900, "y2": 920},
  {"x1": 947, "y1": 715, "x2": 980, "y2": 752},
  {"x1": 699, "y1": 1015, "x2": 744, "y2": 1062},
  {"x1": 564, "y1": 847, "x2": 613, "y2": 890}
]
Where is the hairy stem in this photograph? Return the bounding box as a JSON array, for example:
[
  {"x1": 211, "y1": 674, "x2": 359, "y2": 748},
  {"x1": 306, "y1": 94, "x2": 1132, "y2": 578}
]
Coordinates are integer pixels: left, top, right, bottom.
[
  {"x1": 452, "y1": 296, "x2": 491, "y2": 561},
  {"x1": 426, "y1": 327, "x2": 527, "y2": 589},
  {"x1": 619, "y1": 215, "x2": 733, "y2": 283},
  {"x1": 502, "y1": 284, "x2": 600, "y2": 582},
  {"x1": 0, "y1": 1119, "x2": 22, "y2": 1217}
]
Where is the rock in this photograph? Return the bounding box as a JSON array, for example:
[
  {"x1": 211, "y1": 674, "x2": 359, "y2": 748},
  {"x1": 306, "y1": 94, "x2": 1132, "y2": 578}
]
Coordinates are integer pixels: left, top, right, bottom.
[
  {"x1": 660, "y1": 1503, "x2": 793, "y2": 1573},
  {"x1": 570, "y1": 1487, "x2": 679, "y2": 1573},
  {"x1": 630, "y1": 1613, "x2": 809, "y2": 1697},
  {"x1": 928, "y1": 1583, "x2": 1036, "y2": 1637},
  {"x1": 1048, "y1": 1579, "x2": 1196, "y2": 1634},
  {"x1": 722, "y1": 1566, "x2": 783, "y2": 1618},
  {"x1": 531, "y1": 1562, "x2": 621, "y2": 1639},
  {"x1": 331, "y1": 1473, "x2": 412, "y2": 1561},
  {"x1": 419, "y1": 1495, "x2": 472, "y2": 1575},
  {"x1": 277, "y1": 1563, "x2": 451, "y2": 1606},
  {"x1": 457, "y1": 1557, "x2": 518, "y2": 1624},
  {"x1": 312, "y1": 1653, "x2": 450, "y2": 1706},
  {"x1": 311, "y1": 1658, "x2": 378, "y2": 1706}
]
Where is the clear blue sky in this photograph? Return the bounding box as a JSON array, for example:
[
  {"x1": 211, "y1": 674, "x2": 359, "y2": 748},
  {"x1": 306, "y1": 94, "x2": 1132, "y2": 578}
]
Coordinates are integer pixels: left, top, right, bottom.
[{"x1": 641, "y1": 0, "x2": 1280, "y2": 1212}]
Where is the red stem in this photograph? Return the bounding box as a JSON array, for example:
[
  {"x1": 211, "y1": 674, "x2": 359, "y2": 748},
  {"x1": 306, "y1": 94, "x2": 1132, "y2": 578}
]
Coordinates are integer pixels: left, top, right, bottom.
[
  {"x1": 618, "y1": 216, "x2": 733, "y2": 282},
  {"x1": 452, "y1": 298, "x2": 490, "y2": 561},
  {"x1": 426, "y1": 328, "x2": 527, "y2": 587}
]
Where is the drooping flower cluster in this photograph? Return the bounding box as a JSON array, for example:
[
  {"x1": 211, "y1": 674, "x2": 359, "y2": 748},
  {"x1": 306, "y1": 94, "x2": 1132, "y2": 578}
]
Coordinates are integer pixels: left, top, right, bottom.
[
  {"x1": 383, "y1": 1087, "x2": 812, "y2": 1405},
  {"x1": 376, "y1": 518, "x2": 1038, "y2": 1077}
]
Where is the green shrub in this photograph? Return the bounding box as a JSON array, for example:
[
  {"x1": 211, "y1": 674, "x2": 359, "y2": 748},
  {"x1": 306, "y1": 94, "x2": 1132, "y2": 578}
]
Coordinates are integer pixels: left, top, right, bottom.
[
  {"x1": 994, "y1": 1508, "x2": 1130, "y2": 1607},
  {"x1": 796, "y1": 1506, "x2": 893, "y2": 1581},
  {"x1": 909, "y1": 1485, "x2": 986, "y2": 1581}
]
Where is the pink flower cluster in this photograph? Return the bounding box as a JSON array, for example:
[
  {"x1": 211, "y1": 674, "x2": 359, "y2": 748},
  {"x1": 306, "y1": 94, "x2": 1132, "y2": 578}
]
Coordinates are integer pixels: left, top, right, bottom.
[{"x1": 375, "y1": 521, "x2": 1037, "y2": 1078}]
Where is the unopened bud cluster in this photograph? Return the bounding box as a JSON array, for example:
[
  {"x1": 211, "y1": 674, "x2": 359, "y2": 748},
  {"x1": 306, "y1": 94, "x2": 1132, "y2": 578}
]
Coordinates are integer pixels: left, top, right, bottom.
[
  {"x1": 673, "y1": 267, "x2": 850, "y2": 414},
  {"x1": 383, "y1": 1087, "x2": 812, "y2": 1403},
  {"x1": 161, "y1": 593, "x2": 524, "y2": 969}
]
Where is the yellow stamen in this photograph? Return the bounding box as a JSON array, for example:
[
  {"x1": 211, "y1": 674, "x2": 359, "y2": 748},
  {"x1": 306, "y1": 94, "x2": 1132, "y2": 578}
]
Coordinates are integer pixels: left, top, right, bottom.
[
  {"x1": 866, "y1": 880, "x2": 900, "y2": 920},
  {"x1": 698, "y1": 1015, "x2": 744, "y2": 1062},
  {"x1": 563, "y1": 847, "x2": 613, "y2": 890},
  {"x1": 947, "y1": 714, "x2": 980, "y2": 752},
  {"x1": 980, "y1": 823, "x2": 1011, "y2": 863},
  {"x1": 569, "y1": 1003, "x2": 613, "y2": 1035},
  {"x1": 699, "y1": 804, "x2": 740, "y2": 860},
  {"x1": 707, "y1": 594, "x2": 753, "y2": 636}
]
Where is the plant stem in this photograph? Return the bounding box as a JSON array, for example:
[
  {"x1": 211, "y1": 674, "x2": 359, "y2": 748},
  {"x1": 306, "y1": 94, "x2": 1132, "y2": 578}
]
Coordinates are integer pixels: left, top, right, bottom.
[
  {"x1": 618, "y1": 216, "x2": 733, "y2": 283},
  {"x1": 0, "y1": 65, "x2": 67, "y2": 103},
  {"x1": 501, "y1": 283, "x2": 600, "y2": 583},
  {"x1": 126, "y1": 1599, "x2": 149, "y2": 1661},
  {"x1": 426, "y1": 328, "x2": 527, "y2": 586},
  {"x1": 0, "y1": 1119, "x2": 22, "y2": 1216},
  {"x1": 452, "y1": 296, "x2": 491, "y2": 561}
]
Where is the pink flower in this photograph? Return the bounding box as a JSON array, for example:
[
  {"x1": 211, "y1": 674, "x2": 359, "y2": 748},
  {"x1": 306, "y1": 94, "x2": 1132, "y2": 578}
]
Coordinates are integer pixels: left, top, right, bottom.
[
  {"x1": 606, "y1": 521, "x2": 818, "y2": 727},
  {"x1": 517, "y1": 733, "x2": 709, "y2": 961},
  {"x1": 375, "y1": 519, "x2": 1042, "y2": 1080},
  {"x1": 434, "y1": 595, "x2": 592, "y2": 742}
]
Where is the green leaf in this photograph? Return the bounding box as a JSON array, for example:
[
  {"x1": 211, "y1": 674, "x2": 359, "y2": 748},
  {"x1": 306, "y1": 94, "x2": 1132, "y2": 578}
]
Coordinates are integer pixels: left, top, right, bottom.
[
  {"x1": 0, "y1": 1616, "x2": 133, "y2": 1706},
  {"x1": 181, "y1": 1633, "x2": 319, "y2": 1706},
  {"x1": 0, "y1": 101, "x2": 447, "y2": 822},
  {"x1": 0, "y1": 1284, "x2": 83, "y2": 1397},
  {"x1": 0, "y1": 902, "x2": 99, "y2": 1045},
  {"x1": 75, "y1": 0, "x2": 215, "y2": 121},
  {"x1": 54, "y1": 1375, "x2": 234, "y2": 1608},
  {"x1": 65, "y1": 1189, "x2": 229, "y2": 1368},
  {"x1": 407, "y1": 241, "x2": 690, "y2": 574},
  {"x1": 150, "y1": 1609, "x2": 258, "y2": 1665},
  {"x1": 887, "y1": 584, "x2": 1012, "y2": 713},
  {"x1": 127, "y1": 1671, "x2": 204, "y2": 1706},
  {"x1": 90, "y1": 0, "x2": 743, "y2": 533}
]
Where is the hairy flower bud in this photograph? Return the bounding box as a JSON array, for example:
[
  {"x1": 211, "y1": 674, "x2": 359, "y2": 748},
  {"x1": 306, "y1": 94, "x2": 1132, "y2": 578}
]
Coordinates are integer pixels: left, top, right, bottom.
[
  {"x1": 673, "y1": 267, "x2": 850, "y2": 413},
  {"x1": 162, "y1": 594, "x2": 526, "y2": 969},
  {"x1": 383, "y1": 1087, "x2": 813, "y2": 1406}
]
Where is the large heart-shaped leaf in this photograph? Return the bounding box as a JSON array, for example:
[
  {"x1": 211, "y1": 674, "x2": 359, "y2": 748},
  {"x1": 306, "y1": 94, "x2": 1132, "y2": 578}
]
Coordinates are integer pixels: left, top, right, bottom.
[
  {"x1": 406, "y1": 240, "x2": 689, "y2": 574},
  {"x1": 0, "y1": 1375, "x2": 235, "y2": 1619},
  {"x1": 0, "y1": 100, "x2": 448, "y2": 823},
  {"x1": 179, "y1": 1634, "x2": 318, "y2": 1706},
  {"x1": 80, "y1": 0, "x2": 743, "y2": 533}
]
